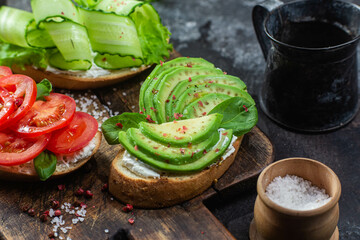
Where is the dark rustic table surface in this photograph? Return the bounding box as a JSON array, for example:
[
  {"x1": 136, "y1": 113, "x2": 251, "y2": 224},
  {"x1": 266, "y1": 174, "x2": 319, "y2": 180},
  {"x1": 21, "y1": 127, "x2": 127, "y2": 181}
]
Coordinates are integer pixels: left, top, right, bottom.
[{"x1": 3, "y1": 0, "x2": 360, "y2": 239}]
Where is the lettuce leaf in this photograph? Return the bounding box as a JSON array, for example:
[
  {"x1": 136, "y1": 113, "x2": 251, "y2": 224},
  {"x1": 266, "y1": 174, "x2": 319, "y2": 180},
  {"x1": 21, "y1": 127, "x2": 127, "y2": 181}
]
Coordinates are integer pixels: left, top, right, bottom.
[
  {"x1": 36, "y1": 79, "x2": 52, "y2": 100},
  {"x1": 0, "y1": 41, "x2": 49, "y2": 69},
  {"x1": 130, "y1": 4, "x2": 172, "y2": 65}
]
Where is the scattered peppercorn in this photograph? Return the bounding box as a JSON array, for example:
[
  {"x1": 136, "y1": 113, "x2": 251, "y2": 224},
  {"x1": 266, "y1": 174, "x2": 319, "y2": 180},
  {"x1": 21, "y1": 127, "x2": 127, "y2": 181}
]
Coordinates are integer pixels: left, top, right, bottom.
[
  {"x1": 51, "y1": 200, "x2": 60, "y2": 209},
  {"x1": 27, "y1": 208, "x2": 35, "y2": 217},
  {"x1": 101, "y1": 183, "x2": 109, "y2": 192},
  {"x1": 242, "y1": 105, "x2": 249, "y2": 112},
  {"x1": 85, "y1": 190, "x2": 93, "y2": 198},
  {"x1": 54, "y1": 210, "x2": 61, "y2": 216},
  {"x1": 122, "y1": 204, "x2": 134, "y2": 213},
  {"x1": 128, "y1": 218, "x2": 135, "y2": 225},
  {"x1": 75, "y1": 188, "x2": 85, "y2": 196},
  {"x1": 57, "y1": 184, "x2": 65, "y2": 191}
]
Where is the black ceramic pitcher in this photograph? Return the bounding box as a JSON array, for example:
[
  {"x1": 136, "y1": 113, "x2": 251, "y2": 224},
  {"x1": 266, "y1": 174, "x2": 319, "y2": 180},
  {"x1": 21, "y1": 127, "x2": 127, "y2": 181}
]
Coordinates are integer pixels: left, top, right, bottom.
[{"x1": 253, "y1": 0, "x2": 360, "y2": 132}]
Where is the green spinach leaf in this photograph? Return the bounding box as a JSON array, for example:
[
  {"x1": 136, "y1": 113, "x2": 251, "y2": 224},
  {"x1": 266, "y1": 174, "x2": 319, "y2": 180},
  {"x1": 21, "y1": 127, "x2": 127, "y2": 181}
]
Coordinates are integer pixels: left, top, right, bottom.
[
  {"x1": 209, "y1": 97, "x2": 258, "y2": 136},
  {"x1": 34, "y1": 151, "x2": 57, "y2": 181},
  {"x1": 36, "y1": 79, "x2": 52, "y2": 100},
  {"x1": 101, "y1": 112, "x2": 147, "y2": 145}
]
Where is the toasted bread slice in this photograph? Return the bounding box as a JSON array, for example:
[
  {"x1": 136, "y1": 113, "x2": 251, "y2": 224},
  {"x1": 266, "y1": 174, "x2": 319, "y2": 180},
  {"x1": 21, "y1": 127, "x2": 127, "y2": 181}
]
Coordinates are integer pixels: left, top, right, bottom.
[
  {"x1": 109, "y1": 136, "x2": 243, "y2": 208},
  {"x1": 11, "y1": 65, "x2": 150, "y2": 90},
  {"x1": 0, "y1": 131, "x2": 102, "y2": 181}
]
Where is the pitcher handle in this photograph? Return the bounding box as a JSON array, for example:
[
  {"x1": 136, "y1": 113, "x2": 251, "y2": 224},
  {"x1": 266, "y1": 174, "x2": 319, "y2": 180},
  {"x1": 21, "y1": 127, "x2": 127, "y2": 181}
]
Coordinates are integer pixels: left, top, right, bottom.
[{"x1": 252, "y1": 0, "x2": 283, "y2": 59}]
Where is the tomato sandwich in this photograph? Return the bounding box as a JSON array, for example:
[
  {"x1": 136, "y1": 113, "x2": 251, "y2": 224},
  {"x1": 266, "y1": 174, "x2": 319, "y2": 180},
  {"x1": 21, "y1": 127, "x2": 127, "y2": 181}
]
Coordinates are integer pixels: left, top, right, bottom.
[{"x1": 0, "y1": 67, "x2": 101, "y2": 181}]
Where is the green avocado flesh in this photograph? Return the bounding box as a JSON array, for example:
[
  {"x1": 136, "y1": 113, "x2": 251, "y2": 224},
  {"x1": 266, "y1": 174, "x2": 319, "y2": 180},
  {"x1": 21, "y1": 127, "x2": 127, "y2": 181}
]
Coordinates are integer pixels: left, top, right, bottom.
[
  {"x1": 153, "y1": 67, "x2": 225, "y2": 123},
  {"x1": 139, "y1": 113, "x2": 223, "y2": 146},
  {"x1": 171, "y1": 83, "x2": 254, "y2": 120},
  {"x1": 165, "y1": 75, "x2": 247, "y2": 118},
  {"x1": 127, "y1": 128, "x2": 220, "y2": 164},
  {"x1": 139, "y1": 57, "x2": 215, "y2": 114},
  {"x1": 144, "y1": 66, "x2": 224, "y2": 123},
  {"x1": 118, "y1": 128, "x2": 233, "y2": 172},
  {"x1": 182, "y1": 93, "x2": 231, "y2": 118}
]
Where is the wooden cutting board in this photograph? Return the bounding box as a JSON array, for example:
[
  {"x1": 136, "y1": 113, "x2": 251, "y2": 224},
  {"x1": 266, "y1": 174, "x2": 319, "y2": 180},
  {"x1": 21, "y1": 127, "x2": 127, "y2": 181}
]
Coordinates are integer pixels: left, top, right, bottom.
[{"x1": 0, "y1": 53, "x2": 274, "y2": 240}]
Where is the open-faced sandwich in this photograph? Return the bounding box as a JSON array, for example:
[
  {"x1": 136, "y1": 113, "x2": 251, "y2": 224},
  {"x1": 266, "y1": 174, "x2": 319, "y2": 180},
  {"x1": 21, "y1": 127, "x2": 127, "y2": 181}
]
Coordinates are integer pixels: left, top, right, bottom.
[
  {"x1": 102, "y1": 57, "x2": 258, "y2": 208},
  {"x1": 0, "y1": 67, "x2": 101, "y2": 181},
  {"x1": 0, "y1": 0, "x2": 172, "y2": 89}
]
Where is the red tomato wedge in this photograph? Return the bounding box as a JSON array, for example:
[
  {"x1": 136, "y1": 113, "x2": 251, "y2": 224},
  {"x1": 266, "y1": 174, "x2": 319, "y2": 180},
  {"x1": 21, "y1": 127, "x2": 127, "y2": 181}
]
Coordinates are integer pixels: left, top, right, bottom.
[
  {"x1": 0, "y1": 131, "x2": 51, "y2": 166},
  {"x1": 47, "y1": 112, "x2": 98, "y2": 154},
  {"x1": 0, "y1": 75, "x2": 37, "y2": 130},
  {"x1": 12, "y1": 93, "x2": 76, "y2": 137},
  {"x1": 0, "y1": 87, "x2": 15, "y2": 123},
  {"x1": 0, "y1": 66, "x2": 12, "y2": 78}
]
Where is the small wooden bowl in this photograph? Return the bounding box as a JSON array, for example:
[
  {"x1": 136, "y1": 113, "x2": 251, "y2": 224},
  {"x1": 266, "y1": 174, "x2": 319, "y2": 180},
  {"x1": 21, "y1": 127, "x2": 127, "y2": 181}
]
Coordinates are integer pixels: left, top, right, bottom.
[{"x1": 250, "y1": 157, "x2": 341, "y2": 240}]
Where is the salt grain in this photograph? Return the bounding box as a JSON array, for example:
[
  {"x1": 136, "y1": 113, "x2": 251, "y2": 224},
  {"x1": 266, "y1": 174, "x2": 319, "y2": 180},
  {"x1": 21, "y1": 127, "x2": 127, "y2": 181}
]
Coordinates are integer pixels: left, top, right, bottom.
[
  {"x1": 266, "y1": 175, "x2": 331, "y2": 210},
  {"x1": 104, "y1": 229, "x2": 109, "y2": 233},
  {"x1": 122, "y1": 92, "x2": 127, "y2": 96}
]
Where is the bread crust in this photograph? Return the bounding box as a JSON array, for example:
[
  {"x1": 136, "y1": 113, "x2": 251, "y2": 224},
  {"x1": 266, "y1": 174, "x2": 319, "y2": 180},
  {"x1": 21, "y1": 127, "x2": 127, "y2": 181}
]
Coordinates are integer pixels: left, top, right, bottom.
[
  {"x1": 109, "y1": 136, "x2": 243, "y2": 208},
  {"x1": 11, "y1": 65, "x2": 150, "y2": 90},
  {"x1": 0, "y1": 132, "x2": 102, "y2": 181}
]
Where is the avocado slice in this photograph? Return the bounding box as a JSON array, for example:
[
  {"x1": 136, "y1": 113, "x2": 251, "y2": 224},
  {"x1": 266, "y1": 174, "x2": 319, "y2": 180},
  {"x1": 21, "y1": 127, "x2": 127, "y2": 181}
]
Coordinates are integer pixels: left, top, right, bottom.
[
  {"x1": 165, "y1": 75, "x2": 247, "y2": 119},
  {"x1": 182, "y1": 93, "x2": 231, "y2": 118},
  {"x1": 139, "y1": 113, "x2": 223, "y2": 147},
  {"x1": 152, "y1": 67, "x2": 225, "y2": 123},
  {"x1": 127, "y1": 128, "x2": 220, "y2": 165},
  {"x1": 139, "y1": 57, "x2": 215, "y2": 115},
  {"x1": 118, "y1": 128, "x2": 233, "y2": 172},
  {"x1": 143, "y1": 67, "x2": 178, "y2": 122},
  {"x1": 171, "y1": 83, "x2": 254, "y2": 120},
  {"x1": 143, "y1": 66, "x2": 224, "y2": 123}
]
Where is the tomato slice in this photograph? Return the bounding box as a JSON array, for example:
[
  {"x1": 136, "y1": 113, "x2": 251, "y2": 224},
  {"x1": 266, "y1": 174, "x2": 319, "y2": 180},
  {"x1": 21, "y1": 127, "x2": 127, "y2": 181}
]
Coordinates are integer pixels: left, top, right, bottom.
[
  {"x1": 0, "y1": 66, "x2": 12, "y2": 78},
  {"x1": 0, "y1": 87, "x2": 15, "y2": 123},
  {"x1": 0, "y1": 131, "x2": 51, "y2": 166},
  {"x1": 0, "y1": 75, "x2": 37, "y2": 130},
  {"x1": 12, "y1": 93, "x2": 76, "y2": 137},
  {"x1": 47, "y1": 112, "x2": 98, "y2": 154}
]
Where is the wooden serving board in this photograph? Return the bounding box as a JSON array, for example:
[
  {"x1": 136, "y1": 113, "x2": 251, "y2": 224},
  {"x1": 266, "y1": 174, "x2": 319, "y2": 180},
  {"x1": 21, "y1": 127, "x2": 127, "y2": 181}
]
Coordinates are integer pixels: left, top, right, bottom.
[{"x1": 0, "y1": 53, "x2": 274, "y2": 240}]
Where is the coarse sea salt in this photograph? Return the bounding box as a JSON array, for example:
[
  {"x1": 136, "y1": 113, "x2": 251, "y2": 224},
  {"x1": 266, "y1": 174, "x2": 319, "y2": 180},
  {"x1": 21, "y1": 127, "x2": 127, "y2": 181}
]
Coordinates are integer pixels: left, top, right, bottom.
[
  {"x1": 265, "y1": 175, "x2": 331, "y2": 211},
  {"x1": 49, "y1": 202, "x2": 88, "y2": 239}
]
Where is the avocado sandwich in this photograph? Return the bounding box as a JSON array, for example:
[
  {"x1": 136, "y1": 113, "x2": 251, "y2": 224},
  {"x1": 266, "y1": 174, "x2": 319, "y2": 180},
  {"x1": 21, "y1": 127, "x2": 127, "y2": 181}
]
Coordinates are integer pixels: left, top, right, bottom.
[{"x1": 102, "y1": 57, "x2": 258, "y2": 208}]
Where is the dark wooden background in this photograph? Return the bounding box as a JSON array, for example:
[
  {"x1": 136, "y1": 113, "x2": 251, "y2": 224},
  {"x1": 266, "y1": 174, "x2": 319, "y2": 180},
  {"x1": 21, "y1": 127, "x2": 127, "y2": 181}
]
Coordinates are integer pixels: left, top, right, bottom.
[{"x1": 2, "y1": 0, "x2": 360, "y2": 239}]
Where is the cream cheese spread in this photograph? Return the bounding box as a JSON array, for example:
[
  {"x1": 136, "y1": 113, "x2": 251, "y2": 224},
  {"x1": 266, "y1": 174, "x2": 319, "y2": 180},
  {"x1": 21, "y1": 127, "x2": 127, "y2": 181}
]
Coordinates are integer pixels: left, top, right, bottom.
[
  {"x1": 56, "y1": 136, "x2": 97, "y2": 171},
  {"x1": 46, "y1": 64, "x2": 111, "y2": 78},
  {"x1": 121, "y1": 150, "x2": 161, "y2": 179}
]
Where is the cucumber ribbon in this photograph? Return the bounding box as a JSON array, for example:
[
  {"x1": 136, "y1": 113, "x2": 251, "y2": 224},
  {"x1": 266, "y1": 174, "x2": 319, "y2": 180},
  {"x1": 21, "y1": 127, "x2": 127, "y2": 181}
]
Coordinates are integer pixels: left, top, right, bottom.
[{"x1": 0, "y1": 0, "x2": 172, "y2": 70}]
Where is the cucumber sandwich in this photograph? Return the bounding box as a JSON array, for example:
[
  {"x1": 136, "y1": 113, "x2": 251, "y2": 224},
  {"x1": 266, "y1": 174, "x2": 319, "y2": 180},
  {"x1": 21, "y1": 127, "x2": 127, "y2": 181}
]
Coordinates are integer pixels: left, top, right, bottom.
[
  {"x1": 0, "y1": 0, "x2": 172, "y2": 89},
  {"x1": 102, "y1": 57, "x2": 258, "y2": 208}
]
